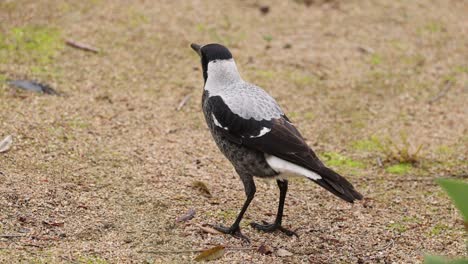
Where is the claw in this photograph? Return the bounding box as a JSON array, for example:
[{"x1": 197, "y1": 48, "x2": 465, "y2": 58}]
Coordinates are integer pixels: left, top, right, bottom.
[
  {"x1": 250, "y1": 222, "x2": 299, "y2": 237},
  {"x1": 210, "y1": 224, "x2": 250, "y2": 243}
]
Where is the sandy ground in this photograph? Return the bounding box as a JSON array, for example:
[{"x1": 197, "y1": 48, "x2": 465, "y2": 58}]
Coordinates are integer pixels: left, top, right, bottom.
[{"x1": 0, "y1": 0, "x2": 467, "y2": 263}]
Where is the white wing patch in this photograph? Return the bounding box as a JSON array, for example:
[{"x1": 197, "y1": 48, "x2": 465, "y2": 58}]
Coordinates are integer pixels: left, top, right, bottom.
[
  {"x1": 249, "y1": 127, "x2": 271, "y2": 138},
  {"x1": 265, "y1": 155, "x2": 322, "y2": 180},
  {"x1": 212, "y1": 114, "x2": 228, "y2": 130}
]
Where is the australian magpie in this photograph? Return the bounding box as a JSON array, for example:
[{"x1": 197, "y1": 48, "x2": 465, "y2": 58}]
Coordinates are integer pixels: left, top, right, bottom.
[{"x1": 191, "y1": 43, "x2": 363, "y2": 241}]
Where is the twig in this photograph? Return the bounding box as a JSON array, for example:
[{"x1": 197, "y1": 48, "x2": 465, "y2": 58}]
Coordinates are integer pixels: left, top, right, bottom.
[
  {"x1": 176, "y1": 95, "x2": 191, "y2": 111},
  {"x1": 139, "y1": 247, "x2": 254, "y2": 255},
  {"x1": 0, "y1": 234, "x2": 25, "y2": 238},
  {"x1": 227, "y1": 247, "x2": 255, "y2": 251},
  {"x1": 139, "y1": 249, "x2": 202, "y2": 254},
  {"x1": 428, "y1": 81, "x2": 452, "y2": 104},
  {"x1": 22, "y1": 243, "x2": 43, "y2": 248},
  {"x1": 376, "y1": 157, "x2": 383, "y2": 167},
  {"x1": 375, "y1": 239, "x2": 394, "y2": 251},
  {"x1": 65, "y1": 39, "x2": 99, "y2": 53}
]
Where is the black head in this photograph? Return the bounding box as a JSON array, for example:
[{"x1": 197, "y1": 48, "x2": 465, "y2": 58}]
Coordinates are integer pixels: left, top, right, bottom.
[{"x1": 191, "y1": 43, "x2": 233, "y2": 82}]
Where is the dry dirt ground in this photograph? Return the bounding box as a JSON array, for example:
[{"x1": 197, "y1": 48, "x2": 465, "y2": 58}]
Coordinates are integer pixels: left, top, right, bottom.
[{"x1": 1, "y1": 0, "x2": 467, "y2": 263}]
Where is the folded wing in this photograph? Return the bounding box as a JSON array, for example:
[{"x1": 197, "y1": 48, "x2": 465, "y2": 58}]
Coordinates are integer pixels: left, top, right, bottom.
[{"x1": 206, "y1": 95, "x2": 363, "y2": 202}]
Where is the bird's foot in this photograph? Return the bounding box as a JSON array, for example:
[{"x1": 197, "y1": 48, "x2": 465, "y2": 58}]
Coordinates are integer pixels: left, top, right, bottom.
[
  {"x1": 210, "y1": 224, "x2": 250, "y2": 243},
  {"x1": 250, "y1": 221, "x2": 298, "y2": 237}
]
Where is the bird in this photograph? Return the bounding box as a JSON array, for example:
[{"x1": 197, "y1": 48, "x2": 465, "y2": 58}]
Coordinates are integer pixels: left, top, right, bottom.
[{"x1": 190, "y1": 43, "x2": 363, "y2": 242}]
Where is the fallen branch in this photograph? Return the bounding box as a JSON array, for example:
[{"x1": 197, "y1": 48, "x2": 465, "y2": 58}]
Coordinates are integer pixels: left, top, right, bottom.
[
  {"x1": 65, "y1": 39, "x2": 99, "y2": 53},
  {"x1": 176, "y1": 95, "x2": 191, "y2": 111}
]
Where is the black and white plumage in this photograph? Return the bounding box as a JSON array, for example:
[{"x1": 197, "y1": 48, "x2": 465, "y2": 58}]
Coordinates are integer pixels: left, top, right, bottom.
[{"x1": 191, "y1": 43, "x2": 363, "y2": 241}]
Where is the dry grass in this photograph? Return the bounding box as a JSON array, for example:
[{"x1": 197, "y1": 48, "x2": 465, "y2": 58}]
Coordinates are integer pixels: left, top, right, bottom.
[{"x1": 1, "y1": 0, "x2": 467, "y2": 263}]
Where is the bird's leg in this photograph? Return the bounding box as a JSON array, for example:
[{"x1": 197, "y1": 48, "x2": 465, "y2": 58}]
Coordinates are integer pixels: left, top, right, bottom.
[
  {"x1": 251, "y1": 179, "x2": 298, "y2": 237},
  {"x1": 212, "y1": 174, "x2": 255, "y2": 243}
]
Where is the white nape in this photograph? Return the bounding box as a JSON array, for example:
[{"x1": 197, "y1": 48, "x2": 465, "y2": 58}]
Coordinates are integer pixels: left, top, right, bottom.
[
  {"x1": 265, "y1": 154, "x2": 322, "y2": 181},
  {"x1": 212, "y1": 114, "x2": 228, "y2": 130},
  {"x1": 250, "y1": 127, "x2": 271, "y2": 138},
  {"x1": 205, "y1": 59, "x2": 242, "y2": 90}
]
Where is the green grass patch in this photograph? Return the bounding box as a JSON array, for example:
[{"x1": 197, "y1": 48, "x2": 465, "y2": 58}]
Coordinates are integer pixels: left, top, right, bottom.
[
  {"x1": 0, "y1": 26, "x2": 63, "y2": 77},
  {"x1": 78, "y1": 256, "x2": 108, "y2": 264},
  {"x1": 385, "y1": 163, "x2": 412, "y2": 174},
  {"x1": 351, "y1": 136, "x2": 381, "y2": 151},
  {"x1": 370, "y1": 54, "x2": 382, "y2": 65},
  {"x1": 422, "y1": 21, "x2": 445, "y2": 33},
  {"x1": 128, "y1": 9, "x2": 149, "y2": 27},
  {"x1": 255, "y1": 70, "x2": 276, "y2": 79},
  {"x1": 424, "y1": 255, "x2": 468, "y2": 264},
  {"x1": 263, "y1": 34, "x2": 273, "y2": 42},
  {"x1": 303, "y1": 111, "x2": 315, "y2": 120},
  {"x1": 0, "y1": 26, "x2": 63, "y2": 64},
  {"x1": 321, "y1": 152, "x2": 365, "y2": 169},
  {"x1": 288, "y1": 72, "x2": 317, "y2": 88},
  {"x1": 387, "y1": 222, "x2": 407, "y2": 233},
  {"x1": 435, "y1": 145, "x2": 455, "y2": 156},
  {"x1": 353, "y1": 133, "x2": 424, "y2": 164},
  {"x1": 195, "y1": 18, "x2": 246, "y2": 47},
  {"x1": 429, "y1": 223, "x2": 449, "y2": 236},
  {"x1": 454, "y1": 65, "x2": 468, "y2": 74}
]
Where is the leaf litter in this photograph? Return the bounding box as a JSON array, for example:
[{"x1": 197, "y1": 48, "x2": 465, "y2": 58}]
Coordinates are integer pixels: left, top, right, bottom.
[{"x1": 194, "y1": 245, "x2": 225, "y2": 262}]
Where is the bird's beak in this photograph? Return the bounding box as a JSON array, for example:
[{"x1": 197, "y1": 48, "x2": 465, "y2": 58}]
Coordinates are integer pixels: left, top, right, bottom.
[{"x1": 190, "y1": 43, "x2": 202, "y2": 57}]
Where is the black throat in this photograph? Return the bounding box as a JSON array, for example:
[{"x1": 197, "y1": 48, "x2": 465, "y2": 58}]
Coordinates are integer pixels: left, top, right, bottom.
[{"x1": 201, "y1": 56, "x2": 209, "y2": 84}]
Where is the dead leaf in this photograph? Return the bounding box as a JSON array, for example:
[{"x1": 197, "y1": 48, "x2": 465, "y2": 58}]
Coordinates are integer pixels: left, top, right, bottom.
[
  {"x1": 0, "y1": 135, "x2": 13, "y2": 153},
  {"x1": 357, "y1": 46, "x2": 375, "y2": 54},
  {"x1": 176, "y1": 208, "x2": 195, "y2": 223},
  {"x1": 276, "y1": 248, "x2": 293, "y2": 257},
  {"x1": 192, "y1": 181, "x2": 212, "y2": 197},
  {"x1": 194, "y1": 245, "x2": 225, "y2": 262},
  {"x1": 42, "y1": 220, "x2": 64, "y2": 227},
  {"x1": 199, "y1": 225, "x2": 222, "y2": 235},
  {"x1": 257, "y1": 244, "x2": 272, "y2": 255},
  {"x1": 259, "y1": 5, "x2": 270, "y2": 15}
]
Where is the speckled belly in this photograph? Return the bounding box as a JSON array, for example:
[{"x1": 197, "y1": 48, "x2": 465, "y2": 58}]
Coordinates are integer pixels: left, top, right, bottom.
[{"x1": 205, "y1": 114, "x2": 277, "y2": 178}]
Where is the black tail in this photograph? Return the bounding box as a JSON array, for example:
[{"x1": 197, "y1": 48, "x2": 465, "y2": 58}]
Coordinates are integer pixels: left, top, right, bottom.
[{"x1": 312, "y1": 166, "x2": 363, "y2": 203}]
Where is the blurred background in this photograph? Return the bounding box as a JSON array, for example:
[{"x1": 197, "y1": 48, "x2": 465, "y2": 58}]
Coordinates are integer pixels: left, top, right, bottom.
[{"x1": 0, "y1": 0, "x2": 467, "y2": 263}]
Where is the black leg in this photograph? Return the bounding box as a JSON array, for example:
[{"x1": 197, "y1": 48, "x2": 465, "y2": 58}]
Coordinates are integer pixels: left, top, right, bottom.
[
  {"x1": 212, "y1": 173, "x2": 255, "y2": 243},
  {"x1": 275, "y1": 179, "x2": 287, "y2": 225},
  {"x1": 250, "y1": 179, "x2": 298, "y2": 237}
]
